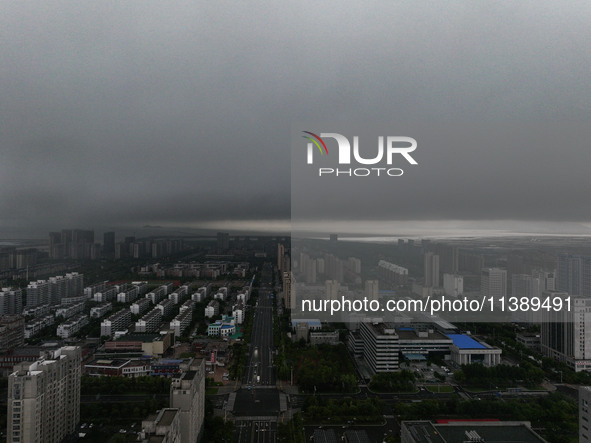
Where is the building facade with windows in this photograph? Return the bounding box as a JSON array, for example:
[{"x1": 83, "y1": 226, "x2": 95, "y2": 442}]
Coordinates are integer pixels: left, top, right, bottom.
[{"x1": 7, "y1": 346, "x2": 81, "y2": 443}]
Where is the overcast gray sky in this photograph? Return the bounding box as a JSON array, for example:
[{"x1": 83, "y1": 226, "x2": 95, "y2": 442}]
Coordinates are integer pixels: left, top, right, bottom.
[{"x1": 1, "y1": 1, "x2": 590, "y2": 235}]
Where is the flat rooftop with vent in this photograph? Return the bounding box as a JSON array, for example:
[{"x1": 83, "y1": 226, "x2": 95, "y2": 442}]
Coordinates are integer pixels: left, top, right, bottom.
[{"x1": 401, "y1": 420, "x2": 547, "y2": 443}]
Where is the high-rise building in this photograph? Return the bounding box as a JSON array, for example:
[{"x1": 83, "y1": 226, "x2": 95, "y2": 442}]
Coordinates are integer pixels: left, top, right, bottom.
[
  {"x1": 277, "y1": 243, "x2": 285, "y2": 271},
  {"x1": 424, "y1": 252, "x2": 440, "y2": 288},
  {"x1": 364, "y1": 280, "x2": 379, "y2": 301},
  {"x1": 26, "y1": 273, "x2": 84, "y2": 308},
  {"x1": 557, "y1": 253, "x2": 582, "y2": 296},
  {"x1": 282, "y1": 272, "x2": 294, "y2": 310},
  {"x1": 15, "y1": 249, "x2": 38, "y2": 269},
  {"x1": 512, "y1": 274, "x2": 533, "y2": 298},
  {"x1": 66, "y1": 272, "x2": 84, "y2": 298},
  {"x1": 359, "y1": 322, "x2": 399, "y2": 373},
  {"x1": 541, "y1": 293, "x2": 591, "y2": 372},
  {"x1": 298, "y1": 253, "x2": 317, "y2": 284},
  {"x1": 324, "y1": 253, "x2": 344, "y2": 281},
  {"x1": 443, "y1": 274, "x2": 463, "y2": 297},
  {"x1": 481, "y1": 268, "x2": 507, "y2": 299},
  {"x1": 435, "y1": 243, "x2": 459, "y2": 274},
  {"x1": 0, "y1": 288, "x2": 23, "y2": 315},
  {"x1": 103, "y1": 232, "x2": 115, "y2": 257},
  {"x1": 345, "y1": 257, "x2": 361, "y2": 284},
  {"x1": 459, "y1": 251, "x2": 485, "y2": 274},
  {"x1": 325, "y1": 280, "x2": 340, "y2": 301},
  {"x1": 48, "y1": 232, "x2": 63, "y2": 259},
  {"x1": 140, "y1": 408, "x2": 181, "y2": 442},
  {"x1": 7, "y1": 346, "x2": 81, "y2": 443},
  {"x1": 170, "y1": 359, "x2": 205, "y2": 443},
  {"x1": 581, "y1": 386, "x2": 591, "y2": 441},
  {"x1": 26, "y1": 281, "x2": 50, "y2": 308},
  {"x1": 514, "y1": 272, "x2": 549, "y2": 322},
  {"x1": 49, "y1": 229, "x2": 95, "y2": 260},
  {"x1": 377, "y1": 260, "x2": 408, "y2": 286},
  {"x1": 48, "y1": 276, "x2": 67, "y2": 305},
  {"x1": 216, "y1": 232, "x2": 230, "y2": 251}
]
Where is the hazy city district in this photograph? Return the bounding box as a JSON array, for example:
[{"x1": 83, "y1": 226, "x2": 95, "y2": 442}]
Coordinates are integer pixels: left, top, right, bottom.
[{"x1": 1, "y1": 230, "x2": 591, "y2": 442}]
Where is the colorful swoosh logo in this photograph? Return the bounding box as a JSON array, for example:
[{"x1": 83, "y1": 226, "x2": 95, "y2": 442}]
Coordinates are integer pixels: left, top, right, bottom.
[{"x1": 302, "y1": 131, "x2": 328, "y2": 155}]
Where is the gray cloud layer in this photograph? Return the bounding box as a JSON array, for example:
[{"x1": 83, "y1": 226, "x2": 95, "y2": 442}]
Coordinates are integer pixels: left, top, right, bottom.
[{"x1": 1, "y1": 1, "x2": 590, "y2": 231}]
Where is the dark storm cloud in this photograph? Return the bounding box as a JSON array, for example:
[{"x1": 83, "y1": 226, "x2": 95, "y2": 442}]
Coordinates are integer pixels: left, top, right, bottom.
[{"x1": 1, "y1": 1, "x2": 590, "y2": 232}]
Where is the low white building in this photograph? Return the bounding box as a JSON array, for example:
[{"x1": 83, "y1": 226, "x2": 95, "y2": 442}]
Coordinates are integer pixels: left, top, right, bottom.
[
  {"x1": 310, "y1": 331, "x2": 339, "y2": 346},
  {"x1": 170, "y1": 309, "x2": 192, "y2": 337},
  {"x1": 24, "y1": 314, "x2": 55, "y2": 338},
  {"x1": 447, "y1": 334, "x2": 502, "y2": 366},
  {"x1": 55, "y1": 302, "x2": 85, "y2": 320},
  {"x1": 101, "y1": 309, "x2": 132, "y2": 338},
  {"x1": 90, "y1": 303, "x2": 112, "y2": 319},
  {"x1": 93, "y1": 286, "x2": 117, "y2": 302},
  {"x1": 131, "y1": 298, "x2": 151, "y2": 316},
  {"x1": 157, "y1": 299, "x2": 174, "y2": 318},
  {"x1": 135, "y1": 309, "x2": 162, "y2": 333},
  {"x1": 57, "y1": 314, "x2": 89, "y2": 338}
]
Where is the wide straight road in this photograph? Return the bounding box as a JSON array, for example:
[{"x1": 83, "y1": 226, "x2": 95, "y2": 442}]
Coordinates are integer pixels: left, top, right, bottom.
[
  {"x1": 243, "y1": 263, "x2": 276, "y2": 387},
  {"x1": 235, "y1": 263, "x2": 279, "y2": 443},
  {"x1": 236, "y1": 420, "x2": 277, "y2": 443}
]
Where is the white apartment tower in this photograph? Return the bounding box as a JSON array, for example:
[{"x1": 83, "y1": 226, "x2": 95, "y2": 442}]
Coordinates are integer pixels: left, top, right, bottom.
[
  {"x1": 481, "y1": 268, "x2": 507, "y2": 299},
  {"x1": 325, "y1": 280, "x2": 340, "y2": 301},
  {"x1": 443, "y1": 274, "x2": 463, "y2": 297},
  {"x1": 541, "y1": 293, "x2": 591, "y2": 371},
  {"x1": 581, "y1": 386, "x2": 591, "y2": 441},
  {"x1": 283, "y1": 272, "x2": 294, "y2": 310},
  {"x1": 359, "y1": 322, "x2": 399, "y2": 373},
  {"x1": 424, "y1": 252, "x2": 440, "y2": 288},
  {"x1": 7, "y1": 346, "x2": 81, "y2": 443},
  {"x1": 364, "y1": 280, "x2": 379, "y2": 301},
  {"x1": 170, "y1": 359, "x2": 205, "y2": 443}
]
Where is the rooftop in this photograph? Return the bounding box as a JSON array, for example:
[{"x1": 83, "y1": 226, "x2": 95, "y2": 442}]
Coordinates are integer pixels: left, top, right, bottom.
[
  {"x1": 397, "y1": 329, "x2": 451, "y2": 341},
  {"x1": 365, "y1": 322, "x2": 398, "y2": 336},
  {"x1": 157, "y1": 409, "x2": 178, "y2": 427},
  {"x1": 403, "y1": 421, "x2": 547, "y2": 443},
  {"x1": 182, "y1": 370, "x2": 197, "y2": 381},
  {"x1": 114, "y1": 334, "x2": 164, "y2": 343},
  {"x1": 291, "y1": 319, "x2": 322, "y2": 328},
  {"x1": 446, "y1": 334, "x2": 487, "y2": 349},
  {"x1": 86, "y1": 359, "x2": 129, "y2": 368}
]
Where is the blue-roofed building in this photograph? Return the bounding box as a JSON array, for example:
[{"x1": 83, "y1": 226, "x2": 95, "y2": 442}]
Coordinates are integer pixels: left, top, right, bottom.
[
  {"x1": 446, "y1": 334, "x2": 487, "y2": 349},
  {"x1": 220, "y1": 324, "x2": 235, "y2": 337},
  {"x1": 446, "y1": 334, "x2": 501, "y2": 366},
  {"x1": 207, "y1": 321, "x2": 222, "y2": 337},
  {"x1": 207, "y1": 320, "x2": 236, "y2": 337}
]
